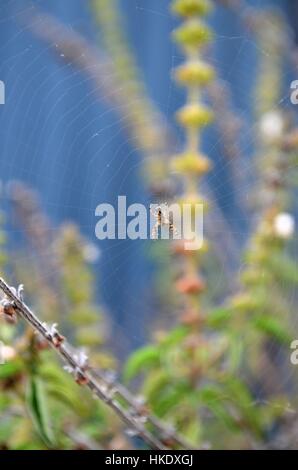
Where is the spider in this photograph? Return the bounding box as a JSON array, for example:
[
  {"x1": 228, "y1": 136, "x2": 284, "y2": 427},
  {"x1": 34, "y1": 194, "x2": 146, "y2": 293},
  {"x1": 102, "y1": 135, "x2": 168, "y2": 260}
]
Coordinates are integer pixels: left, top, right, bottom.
[{"x1": 150, "y1": 203, "x2": 177, "y2": 240}]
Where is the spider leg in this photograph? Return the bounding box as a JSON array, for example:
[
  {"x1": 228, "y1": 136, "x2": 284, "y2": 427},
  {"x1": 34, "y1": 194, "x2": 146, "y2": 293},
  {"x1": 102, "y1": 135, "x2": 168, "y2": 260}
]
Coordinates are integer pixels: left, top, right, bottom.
[
  {"x1": 151, "y1": 224, "x2": 159, "y2": 240},
  {"x1": 171, "y1": 224, "x2": 178, "y2": 238}
]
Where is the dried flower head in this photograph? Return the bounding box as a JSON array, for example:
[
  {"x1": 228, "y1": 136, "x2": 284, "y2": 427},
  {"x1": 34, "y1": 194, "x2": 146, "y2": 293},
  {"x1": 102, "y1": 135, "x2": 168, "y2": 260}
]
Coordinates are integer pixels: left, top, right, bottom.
[{"x1": 175, "y1": 275, "x2": 206, "y2": 294}]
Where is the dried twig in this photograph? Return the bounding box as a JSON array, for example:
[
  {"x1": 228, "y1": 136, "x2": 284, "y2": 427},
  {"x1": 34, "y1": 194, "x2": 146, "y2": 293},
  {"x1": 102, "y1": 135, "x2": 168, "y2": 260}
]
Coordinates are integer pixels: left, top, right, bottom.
[
  {"x1": 0, "y1": 277, "x2": 192, "y2": 450},
  {"x1": 92, "y1": 368, "x2": 195, "y2": 450},
  {"x1": 64, "y1": 426, "x2": 104, "y2": 450}
]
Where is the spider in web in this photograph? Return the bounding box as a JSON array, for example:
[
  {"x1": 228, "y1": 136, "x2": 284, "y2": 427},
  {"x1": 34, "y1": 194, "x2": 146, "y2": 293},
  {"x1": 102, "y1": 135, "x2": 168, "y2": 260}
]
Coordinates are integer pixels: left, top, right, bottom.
[{"x1": 150, "y1": 203, "x2": 178, "y2": 240}]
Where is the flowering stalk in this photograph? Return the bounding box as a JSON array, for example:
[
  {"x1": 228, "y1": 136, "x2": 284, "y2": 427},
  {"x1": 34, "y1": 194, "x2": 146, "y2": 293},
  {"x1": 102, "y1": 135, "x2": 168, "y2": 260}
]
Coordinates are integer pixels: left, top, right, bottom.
[
  {"x1": 125, "y1": 0, "x2": 286, "y2": 447},
  {"x1": 0, "y1": 277, "x2": 194, "y2": 450},
  {"x1": 170, "y1": 0, "x2": 215, "y2": 368},
  {"x1": 223, "y1": 11, "x2": 298, "y2": 393},
  {"x1": 125, "y1": 1, "x2": 239, "y2": 447}
]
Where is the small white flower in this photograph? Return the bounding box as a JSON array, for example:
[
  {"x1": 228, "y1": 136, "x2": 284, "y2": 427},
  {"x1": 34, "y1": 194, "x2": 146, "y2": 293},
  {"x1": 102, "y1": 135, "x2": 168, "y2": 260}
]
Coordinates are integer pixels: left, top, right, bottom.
[
  {"x1": 64, "y1": 364, "x2": 74, "y2": 374},
  {"x1": 82, "y1": 243, "x2": 101, "y2": 263},
  {"x1": 42, "y1": 322, "x2": 58, "y2": 336},
  {"x1": 8, "y1": 284, "x2": 24, "y2": 300},
  {"x1": 73, "y1": 350, "x2": 89, "y2": 370},
  {"x1": 259, "y1": 111, "x2": 284, "y2": 144},
  {"x1": 65, "y1": 350, "x2": 89, "y2": 382},
  {"x1": 274, "y1": 212, "x2": 295, "y2": 239},
  {"x1": 49, "y1": 323, "x2": 59, "y2": 335},
  {"x1": 43, "y1": 322, "x2": 59, "y2": 339},
  {"x1": 125, "y1": 428, "x2": 139, "y2": 437},
  {"x1": 17, "y1": 284, "x2": 24, "y2": 301},
  {"x1": 1, "y1": 345, "x2": 16, "y2": 361},
  {"x1": 42, "y1": 322, "x2": 64, "y2": 346}
]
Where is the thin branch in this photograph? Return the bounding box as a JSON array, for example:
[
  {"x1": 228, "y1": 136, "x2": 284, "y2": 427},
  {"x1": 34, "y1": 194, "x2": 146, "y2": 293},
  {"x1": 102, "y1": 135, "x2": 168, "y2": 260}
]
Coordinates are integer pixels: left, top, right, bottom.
[
  {"x1": 64, "y1": 426, "x2": 104, "y2": 450},
  {"x1": 0, "y1": 278, "x2": 165, "y2": 450},
  {"x1": 92, "y1": 368, "x2": 195, "y2": 450}
]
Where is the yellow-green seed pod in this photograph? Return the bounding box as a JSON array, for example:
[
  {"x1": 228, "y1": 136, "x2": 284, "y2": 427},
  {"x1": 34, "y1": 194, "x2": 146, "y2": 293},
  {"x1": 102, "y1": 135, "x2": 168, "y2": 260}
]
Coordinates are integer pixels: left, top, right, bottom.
[
  {"x1": 173, "y1": 19, "x2": 212, "y2": 49},
  {"x1": 172, "y1": 0, "x2": 212, "y2": 17},
  {"x1": 231, "y1": 293, "x2": 261, "y2": 314},
  {"x1": 176, "y1": 103, "x2": 213, "y2": 128},
  {"x1": 171, "y1": 152, "x2": 212, "y2": 175},
  {"x1": 174, "y1": 60, "x2": 215, "y2": 86}
]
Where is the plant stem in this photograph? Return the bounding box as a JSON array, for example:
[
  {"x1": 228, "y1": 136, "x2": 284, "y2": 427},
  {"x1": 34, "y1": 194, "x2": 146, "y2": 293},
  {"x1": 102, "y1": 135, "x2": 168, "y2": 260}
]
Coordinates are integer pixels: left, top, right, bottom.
[{"x1": 0, "y1": 277, "x2": 172, "y2": 450}]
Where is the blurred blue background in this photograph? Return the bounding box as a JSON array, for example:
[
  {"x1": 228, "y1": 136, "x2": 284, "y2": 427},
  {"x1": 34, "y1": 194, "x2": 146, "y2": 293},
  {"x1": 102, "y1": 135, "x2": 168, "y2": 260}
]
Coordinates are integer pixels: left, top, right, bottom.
[{"x1": 0, "y1": 0, "x2": 295, "y2": 353}]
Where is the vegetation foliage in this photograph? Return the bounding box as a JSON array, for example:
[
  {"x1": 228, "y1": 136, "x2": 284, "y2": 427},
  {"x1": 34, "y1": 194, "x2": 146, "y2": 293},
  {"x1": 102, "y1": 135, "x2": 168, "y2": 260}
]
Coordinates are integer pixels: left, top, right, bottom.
[{"x1": 1, "y1": 0, "x2": 298, "y2": 450}]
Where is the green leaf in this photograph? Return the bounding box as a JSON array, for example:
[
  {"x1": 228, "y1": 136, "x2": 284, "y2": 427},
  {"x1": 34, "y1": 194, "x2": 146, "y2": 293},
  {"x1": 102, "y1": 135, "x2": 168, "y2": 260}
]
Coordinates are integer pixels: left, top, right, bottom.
[
  {"x1": 269, "y1": 255, "x2": 298, "y2": 285},
  {"x1": 253, "y1": 315, "x2": 291, "y2": 343},
  {"x1": 123, "y1": 345, "x2": 160, "y2": 381},
  {"x1": 143, "y1": 370, "x2": 170, "y2": 404},
  {"x1": 207, "y1": 308, "x2": 231, "y2": 328},
  {"x1": 26, "y1": 376, "x2": 55, "y2": 447},
  {"x1": 220, "y1": 376, "x2": 262, "y2": 434},
  {"x1": 159, "y1": 326, "x2": 189, "y2": 348},
  {"x1": 0, "y1": 360, "x2": 23, "y2": 380},
  {"x1": 183, "y1": 418, "x2": 201, "y2": 446},
  {"x1": 197, "y1": 386, "x2": 238, "y2": 431},
  {"x1": 154, "y1": 382, "x2": 190, "y2": 416},
  {"x1": 47, "y1": 384, "x2": 86, "y2": 413},
  {"x1": 197, "y1": 384, "x2": 224, "y2": 403},
  {"x1": 228, "y1": 333, "x2": 244, "y2": 371}
]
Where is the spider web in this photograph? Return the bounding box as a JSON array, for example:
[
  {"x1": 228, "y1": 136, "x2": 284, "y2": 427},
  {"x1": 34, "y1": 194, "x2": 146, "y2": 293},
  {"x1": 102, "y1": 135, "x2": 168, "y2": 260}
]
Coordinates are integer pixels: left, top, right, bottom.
[{"x1": 0, "y1": 0, "x2": 297, "y2": 444}]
